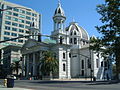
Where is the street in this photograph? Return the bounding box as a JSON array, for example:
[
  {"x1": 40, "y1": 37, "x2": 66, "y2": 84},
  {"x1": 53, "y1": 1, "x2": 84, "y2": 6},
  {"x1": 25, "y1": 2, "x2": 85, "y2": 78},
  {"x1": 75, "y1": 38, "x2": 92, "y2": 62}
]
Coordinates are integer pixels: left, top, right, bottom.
[{"x1": 13, "y1": 80, "x2": 120, "y2": 90}]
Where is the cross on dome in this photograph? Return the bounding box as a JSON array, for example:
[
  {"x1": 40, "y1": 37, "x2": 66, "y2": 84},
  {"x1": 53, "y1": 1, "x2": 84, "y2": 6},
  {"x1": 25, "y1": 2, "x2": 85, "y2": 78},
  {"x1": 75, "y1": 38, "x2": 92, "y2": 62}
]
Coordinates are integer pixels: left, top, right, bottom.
[
  {"x1": 72, "y1": 17, "x2": 75, "y2": 22},
  {"x1": 58, "y1": 0, "x2": 61, "y2": 6}
]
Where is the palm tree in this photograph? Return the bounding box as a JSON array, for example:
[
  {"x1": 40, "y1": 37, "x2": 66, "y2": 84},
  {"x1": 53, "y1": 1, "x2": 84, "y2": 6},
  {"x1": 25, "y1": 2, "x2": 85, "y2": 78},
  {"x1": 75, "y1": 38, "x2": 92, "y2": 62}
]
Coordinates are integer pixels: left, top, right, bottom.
[
  {"x1": 11, "y1": 60, "x2": 22, "y2": 75},
  {"x1": 39, "y1": 51, "x2": 58, "y2": 78}
]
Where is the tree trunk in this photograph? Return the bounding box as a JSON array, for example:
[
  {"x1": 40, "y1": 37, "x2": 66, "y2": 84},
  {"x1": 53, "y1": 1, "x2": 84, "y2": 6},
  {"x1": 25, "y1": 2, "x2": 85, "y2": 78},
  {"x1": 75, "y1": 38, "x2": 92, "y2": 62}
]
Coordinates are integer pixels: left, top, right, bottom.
[{"x1": 16, "y1": 68, "x2": 19, "y2": 75}]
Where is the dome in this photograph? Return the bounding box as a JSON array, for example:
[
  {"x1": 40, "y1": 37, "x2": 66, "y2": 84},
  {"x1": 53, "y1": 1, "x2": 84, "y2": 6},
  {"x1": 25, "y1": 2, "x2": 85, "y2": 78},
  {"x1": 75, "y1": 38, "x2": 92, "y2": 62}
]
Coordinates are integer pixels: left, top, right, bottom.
[
  {"x1": 66, "y1": 22, "x2": 89, "y2": 40},
  {"x1": 54, "y1": 1, "x2": 65, "y2": 16}
]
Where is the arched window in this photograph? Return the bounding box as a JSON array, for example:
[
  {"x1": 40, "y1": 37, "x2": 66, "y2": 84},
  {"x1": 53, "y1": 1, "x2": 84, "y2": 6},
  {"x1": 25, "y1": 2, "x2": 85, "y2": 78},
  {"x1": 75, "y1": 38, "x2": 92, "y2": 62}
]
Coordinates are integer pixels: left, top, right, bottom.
[
  {"x1": 83, "y1": 41, "x2": 85, "y2": 45},
  {"x1": 81, "y1": 70, "x2": 84, "y2": 76},
  {"x1": 60, "y1": 36, "x2": 63, "y2": 44},
  {"x1": 74, "y1": 38, "x2": 77, "y2": 44},
  {"x1": 70, "y1": 32, "x2": 73, "y2": 35},
  {"x1": 63, "y1": 63, "x2": 65, "y2": 71},
  {"x1": 82, "y1": 60, "x2": 84, "y2": 69},
  {"x1": 88, "y1": 59, "x2": 91, "y2": 68},
  {"x1": 74, "y1": 31, "x2": 77, "y2": 35},
  {"x1": 69, "y1": 53, "x2": 71, "y2": 58},
  {"x1": 69, "y1": 38, "x2": 72, "y2": 44},
  {"x1": 63, "y1": 52, "x2": 65, "y2": 59},
  {"x1": 58, "y1": 8, "x2": 61, "y2": 13}
]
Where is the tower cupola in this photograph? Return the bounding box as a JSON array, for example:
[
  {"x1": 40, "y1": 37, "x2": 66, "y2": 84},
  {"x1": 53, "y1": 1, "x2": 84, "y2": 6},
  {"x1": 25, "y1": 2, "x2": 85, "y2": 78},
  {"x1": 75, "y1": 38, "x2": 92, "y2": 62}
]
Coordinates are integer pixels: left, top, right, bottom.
[
  {"x1": 29, "y1": 19, "x2": 40, "y2": 41},
  {"x1": 53, "y1": 0, "x2": 66, "y2": 31},
  {"x1": 54, "y1": 1, "x2": 65, "y2": 16}
]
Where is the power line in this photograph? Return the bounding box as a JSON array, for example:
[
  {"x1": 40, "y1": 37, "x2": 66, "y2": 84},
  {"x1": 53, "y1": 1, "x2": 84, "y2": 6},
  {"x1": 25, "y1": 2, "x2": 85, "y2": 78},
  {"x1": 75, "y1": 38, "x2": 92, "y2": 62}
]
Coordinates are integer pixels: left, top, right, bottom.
[{"x1": 0, "y1": 34, "x2": 58, "y2": 43}]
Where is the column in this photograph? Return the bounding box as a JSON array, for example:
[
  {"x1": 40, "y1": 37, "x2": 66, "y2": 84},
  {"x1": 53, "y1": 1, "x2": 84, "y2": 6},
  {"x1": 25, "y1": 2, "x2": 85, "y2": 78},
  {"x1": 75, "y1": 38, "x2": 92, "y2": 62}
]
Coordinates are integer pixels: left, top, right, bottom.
[
  {"x1": 57, "y1": 23, "x2": 59, "y2": 30},
  {"x1": 54, "y1": 22, "x2": 56, "y2": 31},
  {"x1": 26, "y1": 54, "x2": 29, "y2": 77},
  {"x1": 60, "y1": 20, "x2": 62, "y2": 30},
  {"x1": 66, "y1": 50, "x2": 71, "y2": 79},
  {"x1": 22, "y1": 55, "x2": 25, "y2": 76},
  {"x1": 33, "y1": 53, "x2": 36, "y2": 76}
]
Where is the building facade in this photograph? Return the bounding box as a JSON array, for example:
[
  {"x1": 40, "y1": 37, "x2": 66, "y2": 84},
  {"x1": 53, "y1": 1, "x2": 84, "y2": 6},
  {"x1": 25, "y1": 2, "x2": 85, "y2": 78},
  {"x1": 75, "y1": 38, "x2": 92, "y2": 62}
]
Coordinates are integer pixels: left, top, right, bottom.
[
  {"x1": 0, "y1": 1, "x2": 41, "y2": 65},
  {"x1": 2, "y1": 45, "x2": 22, "y2": 77},
  {"x1": 21, "y1": 2, "x2": 112, "y2": 80},
  {"x1": 0, "y1": 1, "x2": 41, "y2": 48}
]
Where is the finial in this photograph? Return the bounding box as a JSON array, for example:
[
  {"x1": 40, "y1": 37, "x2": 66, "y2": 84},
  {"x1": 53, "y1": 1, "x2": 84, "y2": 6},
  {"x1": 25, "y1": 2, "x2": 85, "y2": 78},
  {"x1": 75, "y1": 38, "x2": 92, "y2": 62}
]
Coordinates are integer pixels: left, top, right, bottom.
[
  {"x1": 72, "y1": 17, "x2": 75, "y2": 22},
  {"x1": 58, "y1": 0, "x2": 61, "y2": 6}
]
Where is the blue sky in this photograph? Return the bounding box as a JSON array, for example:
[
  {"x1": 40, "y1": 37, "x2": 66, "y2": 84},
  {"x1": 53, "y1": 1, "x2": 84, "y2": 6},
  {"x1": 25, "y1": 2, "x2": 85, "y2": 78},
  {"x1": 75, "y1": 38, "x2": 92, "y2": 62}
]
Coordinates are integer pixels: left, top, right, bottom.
[{"x1": 5, "y1": 0, "x2": 104, "y2": 37}]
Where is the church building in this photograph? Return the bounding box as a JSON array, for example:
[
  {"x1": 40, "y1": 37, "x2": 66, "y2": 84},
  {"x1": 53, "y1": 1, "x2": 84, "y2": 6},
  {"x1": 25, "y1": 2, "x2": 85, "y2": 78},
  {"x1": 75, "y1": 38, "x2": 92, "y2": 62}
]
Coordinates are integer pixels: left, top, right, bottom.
[{"x1": 21, "y1": 1, "x2": 112, "y2": 80}]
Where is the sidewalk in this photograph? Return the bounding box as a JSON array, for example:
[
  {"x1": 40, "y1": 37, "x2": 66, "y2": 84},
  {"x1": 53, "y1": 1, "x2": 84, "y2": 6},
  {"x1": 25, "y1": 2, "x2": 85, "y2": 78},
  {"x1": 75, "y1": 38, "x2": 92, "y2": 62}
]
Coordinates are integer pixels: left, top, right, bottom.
[
  {"x1": 0, "y1": 85, "x2": 31, "y2": 90},
  {"x1": 52, "y1": 78, "x2": 91, "y2": 81}
]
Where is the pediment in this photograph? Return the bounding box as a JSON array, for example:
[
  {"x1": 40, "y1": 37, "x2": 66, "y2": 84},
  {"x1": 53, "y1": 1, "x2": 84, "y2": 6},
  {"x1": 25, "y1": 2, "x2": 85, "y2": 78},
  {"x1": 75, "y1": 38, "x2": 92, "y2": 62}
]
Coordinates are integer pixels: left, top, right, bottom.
[{"x1": 21, "y1": 39, "x2": 39, "y2": 50}]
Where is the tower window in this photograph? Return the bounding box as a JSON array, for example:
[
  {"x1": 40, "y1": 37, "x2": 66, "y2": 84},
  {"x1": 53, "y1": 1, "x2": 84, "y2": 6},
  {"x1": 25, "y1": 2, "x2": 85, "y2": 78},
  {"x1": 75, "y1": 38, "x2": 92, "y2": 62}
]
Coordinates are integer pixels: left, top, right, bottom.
[
  {"x1": 60, "y1": 36, "x2": 63, "y2": 44},
  {"x1": 83, "y1": 41, "x2": 85, "y2": 45},
  {"x1": 74, "y1": 38, "x2": 77, "y2": 44},
  {"x1": 70, "y1": 38, "x2": 72, "y2": 44},
  {"x1": 58, "y1": 8, "x2": 61, "y2": 13},
  {"x1": 63, "y1": 63, "x2": 65, "y2": 71},
  {"x1": 74, "y1": 31, "x2": 77, "y2": 35},
  {"x1": 70, "y1": 32, "x2": 73, "y2": 35},
  {"x1": 63, "y1": 53, "x2": 65, "y2": 59}
]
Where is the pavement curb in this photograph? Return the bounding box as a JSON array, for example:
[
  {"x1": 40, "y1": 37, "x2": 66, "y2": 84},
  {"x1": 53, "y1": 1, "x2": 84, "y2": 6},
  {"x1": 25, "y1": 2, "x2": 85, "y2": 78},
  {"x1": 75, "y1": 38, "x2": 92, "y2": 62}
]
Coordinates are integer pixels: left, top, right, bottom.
[{"x1": 0, "y1": 85, "x2": 32, "y2": 90}]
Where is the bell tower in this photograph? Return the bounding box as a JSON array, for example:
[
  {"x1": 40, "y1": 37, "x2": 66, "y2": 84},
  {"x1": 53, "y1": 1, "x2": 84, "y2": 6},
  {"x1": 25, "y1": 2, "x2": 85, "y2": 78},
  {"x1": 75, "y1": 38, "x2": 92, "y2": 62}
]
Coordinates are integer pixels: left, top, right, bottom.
[
  {"x1": 51, "y1": 0, "x2": 67, "y2": 44},
  {"x1": 29, "y1": 20, "x2": 40, "y2": 41},
  {"x1": 53, "y1": 0, "x2": 66, "y2": 31}
]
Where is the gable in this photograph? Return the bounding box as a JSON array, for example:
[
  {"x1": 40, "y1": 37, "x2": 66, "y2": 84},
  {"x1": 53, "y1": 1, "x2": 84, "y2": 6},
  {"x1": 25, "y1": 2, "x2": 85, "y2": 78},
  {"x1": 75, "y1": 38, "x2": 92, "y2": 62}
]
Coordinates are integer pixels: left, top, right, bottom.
[{"x1": 21, "y1": 39, "x2": 39, "y2": 50}]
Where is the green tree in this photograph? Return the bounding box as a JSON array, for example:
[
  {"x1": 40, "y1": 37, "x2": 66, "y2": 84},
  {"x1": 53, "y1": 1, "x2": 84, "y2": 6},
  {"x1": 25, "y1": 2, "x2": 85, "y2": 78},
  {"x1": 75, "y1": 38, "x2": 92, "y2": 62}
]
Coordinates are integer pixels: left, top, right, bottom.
[
  {"x1": 93, "y1": 0, "x2": 120, "y2": 79},
  {"x1": 39, "y1": 51, "x2": 58, "y2": 78},
  {"x1": 11, "y1": 60, "x2": 22, "y2": 75}
]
